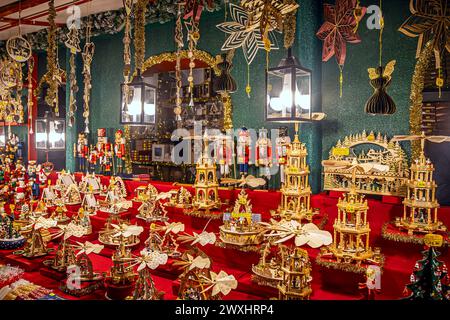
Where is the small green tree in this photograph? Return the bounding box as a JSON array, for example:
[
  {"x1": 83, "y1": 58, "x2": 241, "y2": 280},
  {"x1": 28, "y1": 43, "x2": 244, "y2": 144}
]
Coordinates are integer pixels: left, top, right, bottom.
[{"x1": 405, "y1": 247, "x2": 450, "y2": 300}]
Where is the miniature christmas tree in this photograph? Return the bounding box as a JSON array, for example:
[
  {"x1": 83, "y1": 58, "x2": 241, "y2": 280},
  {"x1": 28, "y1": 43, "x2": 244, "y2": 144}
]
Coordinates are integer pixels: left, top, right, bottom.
[{"x1": 404, "y1": 247, "x2": 450, "y2": 300}]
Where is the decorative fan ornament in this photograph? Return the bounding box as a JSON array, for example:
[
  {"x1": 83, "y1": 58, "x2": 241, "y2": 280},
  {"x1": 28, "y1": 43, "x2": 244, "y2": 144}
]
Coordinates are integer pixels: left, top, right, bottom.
[
  {"x1": 33, "y1": 216, "x2": 58, "y2": 230},
  {"x1": 111, "y1": 223, "x2": 144, "y2": 238},
  {"x1": 316, "y1": 0, "x2": 366, "y2": 97},
  {"x1": 123, "y1": 250, "x2": 168, "y2": 271},
  {"x1": 260, "y1": 219, "x2": 332, "y2": 248},
  {"x1": 178, "y1": 230, "x2": 217, "y2": 246},
  {"x1": 73, "y1": 241, "x2": 104, "y2": 256},
  {"x1": 398, "y1": 0, "x2": 450, "y2": 94},
  {"x1": 220, "y1": 174, "x2": 267, "y2": 188},
  {"x1": 200, "y1": 270, "x2": 238, "y2": 296},
  {"x1": 53, "y1": 221, "x2": 88, "y2": 240}
]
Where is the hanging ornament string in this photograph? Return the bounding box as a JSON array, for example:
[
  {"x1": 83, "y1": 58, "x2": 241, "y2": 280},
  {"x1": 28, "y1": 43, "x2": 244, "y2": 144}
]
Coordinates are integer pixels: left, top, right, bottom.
[
  {"x1": 185, "y1": 16, "x2": 199, "y2": 108},
  {"x1": 378, "y1": 0, "x2": 384, "y2": 67},
  {"x1": 82, "y1": 20, "x2": 94, "y2": 134},
  {"x1": 122, "y1": 0, "x2": 132, "y2": 114},
  {"x1": 174, "y1": 2, "x2": 184, "y2": 123},
  {"x1": 65, "y1": 12, "x2": 81, "y2": 128},
  {"x1": 47, "y1": 0, "x2": 59, "y2": 115},
  {"x1": 27, "y1": 56, "x2": 34, "y2": 134},
  {"x1": 246, "y1": 64, "x2": 251, "y2": 98}
]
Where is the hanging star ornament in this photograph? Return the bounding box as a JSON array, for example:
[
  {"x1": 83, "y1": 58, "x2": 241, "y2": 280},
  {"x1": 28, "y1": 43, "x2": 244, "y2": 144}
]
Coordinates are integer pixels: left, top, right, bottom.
[
  {"x1": 316, "y1": 0, "x2": 366, "y2": 66},
  {"x1": 398, "y1": 0, "x2": 450, "y2": 76},
  {"x1": 217, "y1": 2, "x2": 279, "y2": 65},
  {"x1": 240, "y1": 0, "x2": 299, "y2": 40}
]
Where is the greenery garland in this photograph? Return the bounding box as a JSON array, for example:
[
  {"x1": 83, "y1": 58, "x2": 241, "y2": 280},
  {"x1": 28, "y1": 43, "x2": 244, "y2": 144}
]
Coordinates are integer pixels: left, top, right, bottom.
[{"x1": 0, "y1": 0, "x2": 223, "y2": 53}]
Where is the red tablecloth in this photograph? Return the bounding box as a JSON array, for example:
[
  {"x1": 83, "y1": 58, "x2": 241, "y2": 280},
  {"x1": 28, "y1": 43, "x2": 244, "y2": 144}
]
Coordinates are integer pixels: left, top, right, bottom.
[{"x1": 2, "y1": 173, "x2": 449, "y2": 300}]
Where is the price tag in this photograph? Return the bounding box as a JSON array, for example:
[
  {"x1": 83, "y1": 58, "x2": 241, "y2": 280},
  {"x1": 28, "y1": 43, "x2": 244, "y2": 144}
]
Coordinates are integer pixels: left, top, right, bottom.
[
  {"x1": 332, "y1": 147, "x2": 350, "y2": 156},
  {"x1": 424, "y1": 234, "x2": 443, "y2": 247}
]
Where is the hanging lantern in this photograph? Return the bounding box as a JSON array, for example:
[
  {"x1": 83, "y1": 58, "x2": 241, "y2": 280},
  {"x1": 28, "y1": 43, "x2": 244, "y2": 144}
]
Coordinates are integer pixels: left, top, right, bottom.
[
  {"x1": 35, "y1": 110, "x2": 65, "y2": 150},
  {"x1": 119, "y1": 0, "x2": 157, "y2": 125},
  {"x1": 120, "y1": 74, "x2": 157, "y2": 125},
  {"x1": 266, "y1": 48, "x2": 316, "y2": 123}
]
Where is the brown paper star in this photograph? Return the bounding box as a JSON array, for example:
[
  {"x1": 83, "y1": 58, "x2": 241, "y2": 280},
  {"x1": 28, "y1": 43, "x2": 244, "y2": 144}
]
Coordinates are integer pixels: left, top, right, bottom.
[{"x1": 399, "y1": 0, "x2": 450, "y2": 70}]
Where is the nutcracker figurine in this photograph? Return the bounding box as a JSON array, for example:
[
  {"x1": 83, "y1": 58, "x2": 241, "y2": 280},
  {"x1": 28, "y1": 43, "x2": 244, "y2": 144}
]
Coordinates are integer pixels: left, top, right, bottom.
[
  {"x1": 76, "y1": 133, "x2": 89, "y2": 172},
  {"x1": 27, "y1": 160, "x2": 37, "y2": 180},
  {"x1": 237, "y1": 127, "x2": 252, "y2": 177},
  {"x1": 215, "y1": 135, "x2": 233, "y2": 177},
  {"x1": 14, "y1": 178, "x2": 27, "y2": 206},
  {"x1": 37, "y1": 164, "x2": 48, "y2": 186},
  {"x1": 114, "y1": 129, "x2": 126, "y2": 175},
  {"x1": 102, "y1": 143, "x2": 114, "y2": 176},
  {"x1": 97, "y1": 129, "x2": 107, "y2": 174},
  {"x1": 14, "y1": 160, "x2": 26, "y2": 181},
  {"x1": 88, "y1": 145, "x2": 98, "y2": 173},
  {"x1": 0, "y1": 165, "x2": 4, "y2": 185},
  {"x1": 255, "y1": 128, "x2": 272, "y2": 182},
  {"x1": 275, "y1": 127, "x2": 291, "y2": 183}
]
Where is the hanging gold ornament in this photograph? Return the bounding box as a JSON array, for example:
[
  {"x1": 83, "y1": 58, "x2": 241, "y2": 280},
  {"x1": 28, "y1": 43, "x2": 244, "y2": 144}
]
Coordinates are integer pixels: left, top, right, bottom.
[
  {"x1": 82, "y1": 23, "x2": 95, "y2": 134},
  {"x1": 122, "y1": 0, "x2": 133, "y2": 114},
  {"x1": 66, "y1": 23, "x2": 81, "y2": 127},
  {"x1": 240, "y1": 0, "x2": 299, "y2": 45},
  {"x1": 27, "y1": 56, "x2": 34, "y2": 133},
  {"x1": 36, "y1": 0, "x2": 65, "y2": 116},
  {"x1": 174, "y1": 2, "x2": 184, "y2": 123}
]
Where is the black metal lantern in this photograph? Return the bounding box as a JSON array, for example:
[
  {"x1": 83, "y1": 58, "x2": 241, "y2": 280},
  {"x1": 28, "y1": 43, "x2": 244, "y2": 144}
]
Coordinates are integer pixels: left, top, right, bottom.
[
  {"x1": 35, "y1": 110, "x2": 65, "y2": 150},
  {"x1": 120, "y1": 72, "x2": 157, "y2": 125},
  {"x1": 265, "y1": 48, "x2": 313, "y2": 122}
]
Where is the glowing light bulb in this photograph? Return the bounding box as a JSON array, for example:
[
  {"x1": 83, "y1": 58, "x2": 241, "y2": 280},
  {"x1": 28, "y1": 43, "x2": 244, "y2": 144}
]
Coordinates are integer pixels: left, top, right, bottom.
[{"x1": 126, "y1": 87, "x2": 142, "y2": 116}]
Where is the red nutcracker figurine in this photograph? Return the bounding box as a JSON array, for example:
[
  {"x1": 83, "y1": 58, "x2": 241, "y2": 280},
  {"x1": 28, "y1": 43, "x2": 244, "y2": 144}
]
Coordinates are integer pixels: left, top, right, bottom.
[
  {"x1": 114, "y1": 129, "x2": 126, "y2": 175},
  {"x1": 236, "y1": 127, "x2": 252, "y2": 177},
  {"x1": 102, "y1": 143, "x2": 114, "y2": 176},
  {"x1": 215, "y1": 135, "x2": 233, "y2": 177},
  {"x1": 275, "y1": 127, "x2": 291, "y2": 183},
  {"x1": 97, "y1": 128, "x2": 107, "y2": 174},
  {"x1": 88, "y1": 145, "x2": 98, "y2": 173},
  {"x1": 255, "y1": 128, "x2": 272, "y2": 181},
  {"x1": 76, "y1": 133, "x2": 89, "y2": 172}
]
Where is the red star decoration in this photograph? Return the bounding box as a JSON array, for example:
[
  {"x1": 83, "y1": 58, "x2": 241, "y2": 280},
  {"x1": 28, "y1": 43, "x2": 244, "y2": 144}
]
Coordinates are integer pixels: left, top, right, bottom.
[
  {"x1": 183, "y1": 0, "x2": 214, "y2": 22},
  {"x1": 316, "y1": 0, "x2": 366, "y2": 66}
]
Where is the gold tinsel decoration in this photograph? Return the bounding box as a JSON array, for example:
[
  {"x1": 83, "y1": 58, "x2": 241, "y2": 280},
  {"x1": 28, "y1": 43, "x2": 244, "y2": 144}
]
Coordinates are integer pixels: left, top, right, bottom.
[
  {"x1": 381, "y1": 222, "x2": 448, "y2": 246},
  {"x1": 124, "y1": 125, "x2": 132, "y2": 174},
  {"x1": 82, "y1": 23, "x2": 95, "y2": 134},
  {"x1": 222, "y1": 92, "x2": 233, "y2": 130},
  {"x1": 315, "y1": 255, "x2": 385, "y2": 275},
  {"x1": 409, "y1": 41, "x2": 434, "y2": 160},
  {"x1": 283, "y1": 0, "x2": 297, "y2": 49},
  {"x1": 215, "y1": 241, "x2": 261, "y2": 252},
  {"x1": 134, "y1": 0, "x2": 147, "y2": 72}
]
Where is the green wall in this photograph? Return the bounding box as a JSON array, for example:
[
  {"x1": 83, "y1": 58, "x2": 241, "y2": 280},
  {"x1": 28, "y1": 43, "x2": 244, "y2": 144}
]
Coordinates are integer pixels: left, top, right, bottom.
[
  {"x1": 27, "y1": 0, "x2": 419, "y2": 192},
  {"x1": 321, "y1": 0, "x2": 417, "y2": 161}
]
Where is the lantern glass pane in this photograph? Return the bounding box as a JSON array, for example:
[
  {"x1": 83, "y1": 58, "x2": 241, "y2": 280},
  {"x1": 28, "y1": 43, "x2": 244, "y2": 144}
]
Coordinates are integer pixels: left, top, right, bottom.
[
  {"x1": 35, "y1": 119, "x2": 47, "y2": 149},
  {"x1": 49, "y1": 120, "x2": 65, "y2": 149},
  {"x1": 121, "y1": 85, "x2": 143, "y2": 123},
  {"x1": 143, "y1": 85, "x2": 156, "y2": 124},
  {"x1": 267, "y1": 67, "x2": 293, "y2": 120},
  {"x1": 295, "y1": 72, "x2": 311, "y2": 114}
]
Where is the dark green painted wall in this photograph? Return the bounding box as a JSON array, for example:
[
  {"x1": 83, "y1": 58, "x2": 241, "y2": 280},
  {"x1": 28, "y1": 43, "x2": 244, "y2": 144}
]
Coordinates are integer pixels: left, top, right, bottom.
[
  {"x1": 321, "y1": 0, "x2": 417, "y2": 162},
  {"x1": 28, "y1": 0, "x2": 418, "y2": 192}
]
